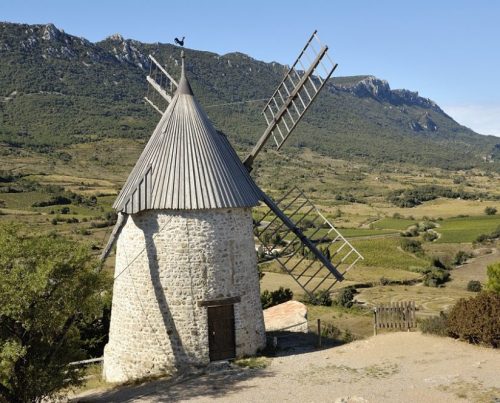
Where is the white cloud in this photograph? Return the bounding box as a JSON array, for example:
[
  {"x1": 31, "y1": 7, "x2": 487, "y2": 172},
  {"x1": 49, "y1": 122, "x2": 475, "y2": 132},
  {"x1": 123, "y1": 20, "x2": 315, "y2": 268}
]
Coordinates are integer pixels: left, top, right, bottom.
[{"x1": 442, "y1": 104, "x2": 500, "y2": 137}]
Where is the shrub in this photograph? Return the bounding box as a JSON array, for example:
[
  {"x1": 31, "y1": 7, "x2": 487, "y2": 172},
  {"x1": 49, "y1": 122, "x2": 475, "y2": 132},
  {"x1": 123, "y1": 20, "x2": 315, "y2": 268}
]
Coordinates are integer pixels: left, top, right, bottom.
[
  {"x1": 430, "y1": 256, "x2": 449, "y2": 270},
  {"x1": 320, "y1": 323, "x2": 341, "y2": 339},
  {"x1": 474, "y1": 226, "x2": 500, "y2": 244},
  {"x1": 342, "y1": 329, "x2": 356, "y2": 343},
  {"x1": 486, "y1": 262, "x2": 500, "y2": 293},
  {"x1": 270, "y1": 232, "x2": 286, "y2": 246},
  {"x1": 475, "y1": 233, "x2": 490, "y2": 244},
  {"x1": 420, "y1": 221, "x2": 436, "y2": 231},
  {"x1": 401, "y1": 225, "x2": 420, "y2": 237},
  {"x1": 335, "y1": 287, "x2": 356, "y2": 308},
  {"x1": 447, "y1": 292, "x2": 500, "y2": 347},
  {"x1": 484, "y1": 206, "x2": 497, "y2": 215},
  {"x1": 424, "y1": 268, "x2": 450, "y2": 287},
  {"x1": 453, "y1": 250, "x2": 471, "y2": 266},
  {"x1": 387, "y1": 185, "x2": 480, "y2": 208},
  {"x1": 261, "y1": 287, "x2": 293, "y2": 309},
  {"x1": 419, "y1": 312, "x2": 449, "y2": 336},
  {"x1": 306, "y1": 289, "x2": 333, "y2": 306},
  {"x1": 31, "y1": 195, "x2": 72, "y2": 207},
  {"x1": 422, "y1": 231, "x2": 438, "y2": 242},
  {"x1": 379, "y1": 277, "x2": 391, "y2": 286},
  {"x1": 401, "y1": 238, "x2": 423, "y2": 254},
  {"x1": 467, "y1": 280, "x2": 482, "y2": 292}
]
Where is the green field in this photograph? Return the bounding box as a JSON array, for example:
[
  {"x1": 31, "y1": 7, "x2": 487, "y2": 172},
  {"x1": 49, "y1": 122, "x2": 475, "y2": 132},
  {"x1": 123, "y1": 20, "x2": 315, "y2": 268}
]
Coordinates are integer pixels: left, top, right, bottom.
[
  {"x1": 301, "y1": 227, "x2": 397, "y2": 240},
  {"x1": 351, "y1": 237, "x2": 429, "y2": 271},
  {"x1": 0, "y1": 191, "x2": 49, "y2": 210},
  {"x1": 436, "y1": 215, "x2": 500, "y2": 243},
  {"x1": 339, "y1": 228, "x2": 398, "y2": 238},
  {"x1": 373, "y1": 217, "x2": 417, "y2": 230}
]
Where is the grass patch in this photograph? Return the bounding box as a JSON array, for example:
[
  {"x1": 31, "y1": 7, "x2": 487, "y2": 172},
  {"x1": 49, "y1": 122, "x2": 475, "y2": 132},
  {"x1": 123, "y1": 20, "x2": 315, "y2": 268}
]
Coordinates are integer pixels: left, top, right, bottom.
[
  {"x1": 234, "y1": 357, "x2": 270, "y2": 369},
  {"x1": 307, "y1": 304, "x2": 373, "y2": 339},
  {"x1": 352, "y1": 238, "x2": 429, "y2": 271},
  {"x1": 0, "y1": 191, "x2": 48, "y2": 209},
  {"x1": 337, "y1": 228, "x2": 398, "y2": 238},
  {"x1": 373, "y1": 217, "x2": 417, "y2": 230},
  {"x1": 436, "y1": 215, "x2": 500, "y2": 243}
]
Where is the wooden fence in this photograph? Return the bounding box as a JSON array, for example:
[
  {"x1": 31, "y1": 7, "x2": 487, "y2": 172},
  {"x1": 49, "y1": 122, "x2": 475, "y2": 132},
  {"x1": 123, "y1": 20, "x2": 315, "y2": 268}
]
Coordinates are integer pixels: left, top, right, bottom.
[{"x1": 373, "y1": 301, "x2": 416, "y2": 335}]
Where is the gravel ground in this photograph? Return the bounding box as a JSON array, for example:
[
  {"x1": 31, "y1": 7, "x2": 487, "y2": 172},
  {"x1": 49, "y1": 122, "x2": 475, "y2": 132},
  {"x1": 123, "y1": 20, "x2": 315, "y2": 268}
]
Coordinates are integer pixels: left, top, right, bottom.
[{"x1": 75, "y1": 332, "x2": 500, "y2": 403}]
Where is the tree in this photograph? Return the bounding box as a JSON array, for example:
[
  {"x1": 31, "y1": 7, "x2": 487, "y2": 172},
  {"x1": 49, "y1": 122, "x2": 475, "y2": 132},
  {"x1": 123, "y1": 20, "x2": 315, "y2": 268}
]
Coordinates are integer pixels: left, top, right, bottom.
[
  {"x1": 0, "y1": 225, "x2": 110, "y2": 402},
  {"x1": 486, "y1": 262, "x2": 500, "y2": 293},
  {"x1": 484, "y1": 206, "x2": 497, "y2": 216},
  {"x1": 336, "y1": 287, "x2": 356, "y2": 308}
]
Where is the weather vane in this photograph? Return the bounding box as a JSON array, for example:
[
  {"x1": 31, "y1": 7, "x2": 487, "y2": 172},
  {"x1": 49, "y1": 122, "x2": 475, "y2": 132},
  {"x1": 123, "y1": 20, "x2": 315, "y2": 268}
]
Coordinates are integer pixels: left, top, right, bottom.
[{"x1": 174, "y1": 36, "x2": 185, "y2": 46}]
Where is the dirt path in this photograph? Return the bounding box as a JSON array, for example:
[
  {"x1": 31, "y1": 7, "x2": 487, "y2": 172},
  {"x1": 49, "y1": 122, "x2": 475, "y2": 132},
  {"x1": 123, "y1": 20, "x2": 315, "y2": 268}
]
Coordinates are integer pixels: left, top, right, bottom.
[
  {"x1": 75, "y1": 333, "x2": 500, "y2": 403},
  {"x1": 448, "y1": 248, "x2": 499, "y2": 290}
]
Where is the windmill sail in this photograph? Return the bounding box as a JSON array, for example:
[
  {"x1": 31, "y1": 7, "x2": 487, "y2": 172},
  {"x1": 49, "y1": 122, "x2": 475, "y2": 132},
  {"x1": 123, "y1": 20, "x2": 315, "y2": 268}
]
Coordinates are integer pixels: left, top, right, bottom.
[
  {"x1": 255, "y1": 188, "x2": 363, "y2": 299},
  {"x1": 144, "y1": 54, "x2": 178, "y2": 114},
  {"x1": 244, "y1": 31, "x2": 337, "y2": 170},
  {"x1": 243, "y1": 31, "x2": 362, "y2": 297}
]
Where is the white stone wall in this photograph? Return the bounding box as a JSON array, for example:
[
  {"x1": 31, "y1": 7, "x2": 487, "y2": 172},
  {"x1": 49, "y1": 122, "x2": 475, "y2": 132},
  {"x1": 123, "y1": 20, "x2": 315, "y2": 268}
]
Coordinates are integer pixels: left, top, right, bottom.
[{"x1": 103, "y1": 208, "x2": 266, "y2": 383}]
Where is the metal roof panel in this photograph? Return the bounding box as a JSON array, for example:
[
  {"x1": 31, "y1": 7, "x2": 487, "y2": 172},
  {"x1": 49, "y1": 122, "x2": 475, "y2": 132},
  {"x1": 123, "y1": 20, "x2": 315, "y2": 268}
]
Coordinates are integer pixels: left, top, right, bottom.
[{"x1": 113, "y1": 74, "x2": 262, "y2": 213}]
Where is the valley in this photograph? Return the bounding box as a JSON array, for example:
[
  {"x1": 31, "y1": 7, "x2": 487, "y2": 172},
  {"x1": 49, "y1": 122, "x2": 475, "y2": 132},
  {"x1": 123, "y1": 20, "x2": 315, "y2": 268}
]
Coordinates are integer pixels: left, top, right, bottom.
[
  {"x1": 1, "y1": 137, "x2": 499, "y2": 342},
  {"x1": 0, "y1": 19, "x2": 499, "y2": 366}
]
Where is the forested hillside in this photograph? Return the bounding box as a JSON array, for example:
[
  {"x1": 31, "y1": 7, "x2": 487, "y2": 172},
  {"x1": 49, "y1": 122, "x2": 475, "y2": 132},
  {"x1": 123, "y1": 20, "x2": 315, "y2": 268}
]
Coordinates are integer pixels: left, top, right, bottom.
[{"x1": 0, "y1": 22, "x2": 498, "y2": 170}]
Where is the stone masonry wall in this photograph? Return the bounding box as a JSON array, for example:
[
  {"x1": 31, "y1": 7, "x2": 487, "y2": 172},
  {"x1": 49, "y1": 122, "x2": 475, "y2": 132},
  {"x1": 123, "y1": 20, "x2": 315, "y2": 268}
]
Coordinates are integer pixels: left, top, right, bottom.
[{"x1": 103, "y1": 208, "x2": 266, "y2": 383}]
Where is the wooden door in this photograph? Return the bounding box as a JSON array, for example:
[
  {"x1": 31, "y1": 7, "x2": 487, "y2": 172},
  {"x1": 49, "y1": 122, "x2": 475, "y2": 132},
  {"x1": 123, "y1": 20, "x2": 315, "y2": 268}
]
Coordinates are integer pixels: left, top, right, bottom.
[{"x1": 207, "y1": 305, "x2": 236, "y2": 361}]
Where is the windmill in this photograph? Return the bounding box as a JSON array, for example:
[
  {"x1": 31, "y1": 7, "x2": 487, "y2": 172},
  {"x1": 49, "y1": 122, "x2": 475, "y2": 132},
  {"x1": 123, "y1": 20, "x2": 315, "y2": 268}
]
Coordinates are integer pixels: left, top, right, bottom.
[
  {"x1": 103, "y1": 31, "x2": 362, "y2": 301},
  {"x1": 101, "y1": 32, "x2": 364, "y2": 382}
]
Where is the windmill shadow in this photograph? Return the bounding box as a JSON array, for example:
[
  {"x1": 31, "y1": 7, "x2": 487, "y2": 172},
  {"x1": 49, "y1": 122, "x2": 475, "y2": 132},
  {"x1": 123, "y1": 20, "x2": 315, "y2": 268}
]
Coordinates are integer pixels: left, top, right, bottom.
[
  {"x1": 74, "y1": 364, "x2": 272, "y2": 402},
  {"x1": 135, "y1": 214, "x2": 190, "y2": 371},
  {"x1": 264, "y1": 330, "x2": 341, "y2": 358}
]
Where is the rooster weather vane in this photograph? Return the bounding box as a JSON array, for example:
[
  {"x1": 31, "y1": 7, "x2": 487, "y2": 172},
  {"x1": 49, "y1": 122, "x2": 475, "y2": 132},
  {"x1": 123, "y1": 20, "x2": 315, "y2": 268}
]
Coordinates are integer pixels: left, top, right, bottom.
[{"x1": 174, "y1": 36, "x2": 185, "y2": 46}]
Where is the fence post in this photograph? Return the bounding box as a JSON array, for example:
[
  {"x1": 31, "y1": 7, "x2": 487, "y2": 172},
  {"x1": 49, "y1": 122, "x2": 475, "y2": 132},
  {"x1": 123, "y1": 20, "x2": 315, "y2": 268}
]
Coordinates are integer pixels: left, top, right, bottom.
[
  {"x1": 317, "y1": 318, "x2": 322, "y2": 348},
  {"x1": 373, "y1": 308, "x2": 377, "y2": 336}
]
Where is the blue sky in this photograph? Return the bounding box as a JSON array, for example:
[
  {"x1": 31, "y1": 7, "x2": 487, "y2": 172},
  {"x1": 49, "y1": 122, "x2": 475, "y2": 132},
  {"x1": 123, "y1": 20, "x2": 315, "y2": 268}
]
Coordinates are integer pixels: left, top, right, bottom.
[{"x1": 3, "y1": 0, "x2": 500, "y2": 136}]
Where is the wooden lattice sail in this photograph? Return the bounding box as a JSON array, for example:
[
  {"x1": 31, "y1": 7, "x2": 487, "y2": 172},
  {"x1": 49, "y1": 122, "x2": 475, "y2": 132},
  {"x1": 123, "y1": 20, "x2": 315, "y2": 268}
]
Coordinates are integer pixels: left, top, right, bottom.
[
  {"x1": 255, "y1": 187, "x2": 363, "y2": 299},
  {"x1": 243, "y1": 32, "x2": 363, "y2": 299}
]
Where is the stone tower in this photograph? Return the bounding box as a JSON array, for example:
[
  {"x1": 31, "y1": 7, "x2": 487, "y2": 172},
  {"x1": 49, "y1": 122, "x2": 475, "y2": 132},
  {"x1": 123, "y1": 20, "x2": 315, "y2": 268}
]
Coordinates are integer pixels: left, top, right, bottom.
[{"x1": 103, "y1": 54, "x2": 266, "y2": 383}]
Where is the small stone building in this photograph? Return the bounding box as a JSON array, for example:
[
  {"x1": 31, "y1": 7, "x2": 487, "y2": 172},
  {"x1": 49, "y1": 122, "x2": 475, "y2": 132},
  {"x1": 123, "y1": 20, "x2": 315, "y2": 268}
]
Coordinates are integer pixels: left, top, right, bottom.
[{"x1": 103, "y1": 56, "x2": 266, "y2": 382}]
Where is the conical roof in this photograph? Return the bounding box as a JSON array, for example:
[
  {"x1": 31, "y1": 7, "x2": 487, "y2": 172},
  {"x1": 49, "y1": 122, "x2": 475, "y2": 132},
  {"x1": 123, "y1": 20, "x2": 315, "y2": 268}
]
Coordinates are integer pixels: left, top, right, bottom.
[{"x1": 113, "y1": 56, "x2": 262, "y2": 214}]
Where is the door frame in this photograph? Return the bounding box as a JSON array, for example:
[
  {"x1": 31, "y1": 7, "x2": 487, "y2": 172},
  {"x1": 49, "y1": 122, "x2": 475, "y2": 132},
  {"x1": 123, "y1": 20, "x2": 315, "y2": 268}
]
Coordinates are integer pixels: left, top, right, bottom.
[{"x1": 201, "y1": 297, "x2": 239, "y2": 361}]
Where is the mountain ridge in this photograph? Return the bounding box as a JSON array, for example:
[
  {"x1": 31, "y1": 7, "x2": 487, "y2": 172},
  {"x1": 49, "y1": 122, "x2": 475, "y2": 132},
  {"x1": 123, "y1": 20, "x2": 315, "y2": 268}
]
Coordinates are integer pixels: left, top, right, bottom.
[{"x1": 0, "y1": 21, "x2": 498, "y2": 170}]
